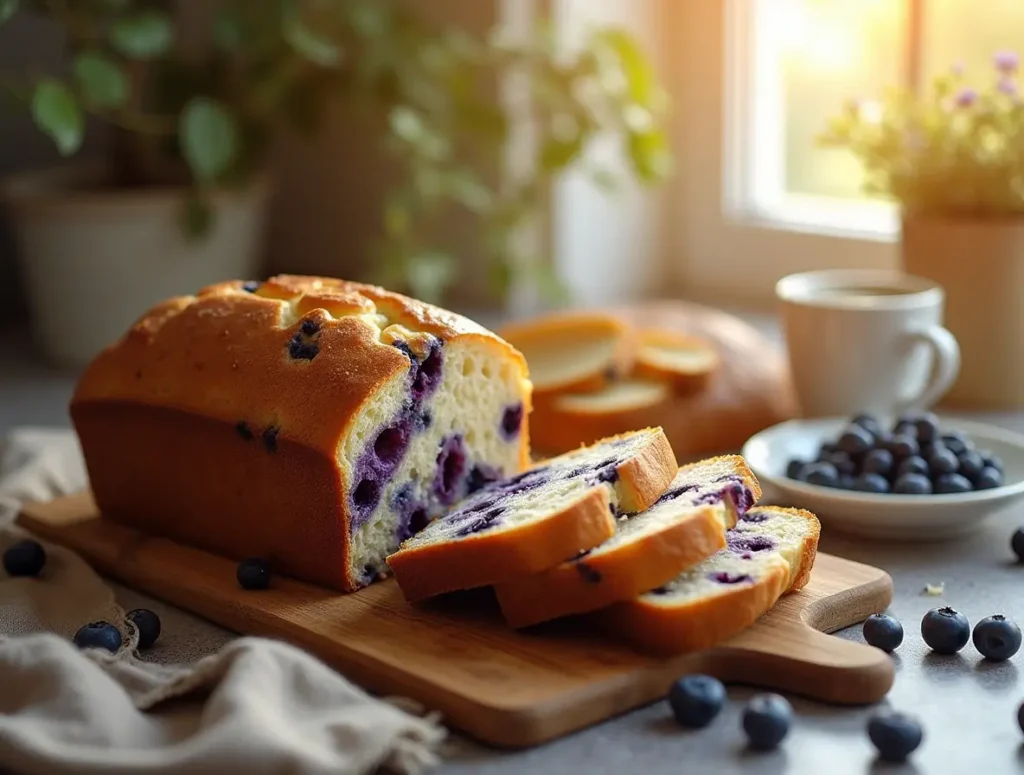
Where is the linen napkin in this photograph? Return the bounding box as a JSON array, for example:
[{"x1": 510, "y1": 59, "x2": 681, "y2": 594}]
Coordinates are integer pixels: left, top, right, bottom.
[{"x1": 0, "y1": 427, "x2": 446, "y2": 775}]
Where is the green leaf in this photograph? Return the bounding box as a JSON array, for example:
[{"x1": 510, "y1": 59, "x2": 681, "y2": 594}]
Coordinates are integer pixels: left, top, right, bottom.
[
  {"x1": 589, "y1": 168, "x2": 619, "y2": 192},
  {"x1": 72, "y1": 53, "x2": 128, "y2": 109},
  {"x1": 283, "y1": 8, "x2": 341, "y2": 66},
  {"x1": 179, "y1": 97, "x2": 240, "y2": 182},
  {"x1": 180, "y1": 193, "x2": 214, "y2": 240},
  {"x1": 31, "y1": 79, "x2": 83, "y2": 156},
  {"x1": 0, "y1": 0, "x2": 18, "y2": 25},
  {"x1": 626, "y1": 129, "x2": 674, "y2": 182},
  {"x1": 540, "y1": 135, "x2": 583, "y2": 170},
  {"x1": 110, "y1": 11, "x2": 173, "y2": 59},
  {"x1": 593, "y1": 29, "x2": 659, "y2": 107},
  {"x1": 213, "y1": 9, "x2": 243, "y2": 51},
  {"x1": 406, "y1": 251, "x2": 456, "y2": 303}
]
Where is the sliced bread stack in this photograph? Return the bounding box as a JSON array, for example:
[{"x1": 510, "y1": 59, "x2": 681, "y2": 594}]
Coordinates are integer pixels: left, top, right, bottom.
[
  {"x1": 497, "y1": 312, "x2": 721, "y2": 457},
  {"x1": 385, "y1": 426, "x2": 821, "y2": 654}
]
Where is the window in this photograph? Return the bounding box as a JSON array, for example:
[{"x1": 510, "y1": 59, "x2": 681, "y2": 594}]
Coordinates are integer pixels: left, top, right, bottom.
[{"x1": 671, "y1": 0, "x2": 1024, "y2": 304}]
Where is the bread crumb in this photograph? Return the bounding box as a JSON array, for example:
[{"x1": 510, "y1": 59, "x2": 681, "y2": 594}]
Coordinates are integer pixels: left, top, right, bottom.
[{"x1": 923, "y1": 582, "x2": 945, "y2": 596}]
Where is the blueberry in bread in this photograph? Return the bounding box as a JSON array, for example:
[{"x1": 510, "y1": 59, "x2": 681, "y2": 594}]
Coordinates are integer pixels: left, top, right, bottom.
[
  {"x1": 498, "y1": 312, "x2": 634, "y2": 396},
  {"x1": 494, "y1": 455, "x2": 761, "y2": 628},
  {"x1": 599, "y1": 505, "x2": 820, "y2": 653},
  {"x1": 70, "y1": 275, "x2": 532, "y2": 592},
  {"x1": 386, "y1": 428, "x2": 678, "y2": 602}
]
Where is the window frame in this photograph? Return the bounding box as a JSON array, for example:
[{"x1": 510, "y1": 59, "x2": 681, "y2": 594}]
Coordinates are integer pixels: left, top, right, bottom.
[{"x1": 667, "y1": 0, "x2": 902, "y2": 306}]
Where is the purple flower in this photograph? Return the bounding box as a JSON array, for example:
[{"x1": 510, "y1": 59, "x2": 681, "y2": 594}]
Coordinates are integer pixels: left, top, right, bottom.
[
  {"x1": 955, "y1": 87, "x2": 978, "y2": 107},
  {"x1": 998, "y1": 76, "x2": 1017, "y2": 96},
  {"x1": 995, "y1": 51, "x2": 1019, "y2": 73}
]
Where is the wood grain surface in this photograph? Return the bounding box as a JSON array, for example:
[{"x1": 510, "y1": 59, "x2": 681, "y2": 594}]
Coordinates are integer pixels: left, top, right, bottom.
[{"x1": 18, "y1": 491, "x2": 895, "y2": 749}]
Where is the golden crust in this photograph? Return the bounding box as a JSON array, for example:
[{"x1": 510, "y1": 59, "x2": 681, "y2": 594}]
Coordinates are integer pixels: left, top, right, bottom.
[
  {"x1": 597, "y1": 505, "x2": 819, "y2": 654},
  {"x1": 632, "y1": 329, "x2": 720, "y2": 393},
  {"x1": 493, "y1": 455, "x2": 758, "y2": 629},
  {"x1": 70, "y1": 275, "x2": 533, "y2": 592},
  {"x1": 386, "y1": 428, "x2": 678, "y2": 602}
]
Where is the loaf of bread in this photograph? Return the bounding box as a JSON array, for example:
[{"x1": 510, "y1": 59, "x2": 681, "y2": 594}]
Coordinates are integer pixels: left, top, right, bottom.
[
  {"x1": 525, "y1": 302, "x2": 798, "y2": 460},
  {"x1": 599, "y1": 505, "x2": 820, "y2": 653},
  {"x1": 385, "y1": 428, "x2": 677, "y2": 602},
  {"x1": 493, "y1": 455, "x2": 761, "y2": 629},
  {"x1": 70, "y1": 275, "x2": 533, "y2": 592}
]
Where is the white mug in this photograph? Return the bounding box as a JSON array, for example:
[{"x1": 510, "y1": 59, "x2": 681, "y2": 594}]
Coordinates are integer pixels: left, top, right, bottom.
[{"x1": 775, "y1": 269, "x2": 961, "y2": 418}]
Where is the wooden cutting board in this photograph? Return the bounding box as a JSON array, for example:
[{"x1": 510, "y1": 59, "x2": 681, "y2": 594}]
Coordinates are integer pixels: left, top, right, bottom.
[{"x1": 17, "y1": 492, "x2": 895, "y2": 749}]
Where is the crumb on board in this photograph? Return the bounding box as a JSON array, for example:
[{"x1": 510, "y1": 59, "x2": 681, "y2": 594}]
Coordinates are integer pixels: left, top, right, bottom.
[{"x1": 923, "y1": 582, "x2": 945, "y2": 596}]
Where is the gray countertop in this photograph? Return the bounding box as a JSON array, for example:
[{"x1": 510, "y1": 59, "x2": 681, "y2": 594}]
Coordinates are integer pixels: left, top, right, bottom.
[{"x1": 4, "y1": 323, "x2": 1024, "y2": 774}]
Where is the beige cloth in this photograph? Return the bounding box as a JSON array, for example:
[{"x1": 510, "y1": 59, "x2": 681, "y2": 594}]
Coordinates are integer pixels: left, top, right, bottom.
[{"x1": 0, "y1": 428, "x2": 446, "y2": 775}]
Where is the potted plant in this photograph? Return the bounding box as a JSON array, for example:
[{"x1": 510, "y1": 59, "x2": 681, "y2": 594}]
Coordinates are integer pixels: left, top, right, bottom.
[
  {"x1": 1, "y1": 0, "x2": 671, "y2": 368},
  {"x1": 820, "y1": 52, "x2": 1024, "y2": 410}
]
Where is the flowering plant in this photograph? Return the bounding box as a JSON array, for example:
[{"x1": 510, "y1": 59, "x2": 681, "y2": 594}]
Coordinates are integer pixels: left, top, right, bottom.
[{"x1": 818, "y1": 52, "x2": 1024, "y2": 215}]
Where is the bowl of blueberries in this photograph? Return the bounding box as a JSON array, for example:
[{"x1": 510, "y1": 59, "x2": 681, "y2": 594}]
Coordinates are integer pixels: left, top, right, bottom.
[{"x1": 741, "y1": 411, "x2": 1024, "y2": 540}]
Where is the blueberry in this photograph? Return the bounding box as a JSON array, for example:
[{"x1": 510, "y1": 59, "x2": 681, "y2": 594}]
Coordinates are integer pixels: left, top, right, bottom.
[
  {"x1": 891, "y1": 421, "x2": 917, "y2": 438},
  {"x1": 921, "y1": 606, "x2": 971, "y2": 654},
  {"x1": 934, "y1": 473, "x2": 973, "y2": 494},
  {"x1": 913, "y1": 413, "x2": 939, "y2": 443},
  {"x1": 500, "y1": 403, "x2": 524, "y2": 440},
  {"x1": 785, "y1": 459, "x2": 806, "y2": 480},
  {"x1": 816, "y1": 442, "x2": 839, "y2": 459},
  {"x1": 862, "y1": 449, "x2": 894, "y2": 477},
  {"x1": 974, "y1": 467, "x2": 1004, "y2": 490},
  {"x1": 893, "y1": 473, "x2": 932, "y2": 495},
  {"x1": 742, "y1": 693, "x2": 792, "y2": 750},
  {"x1": 668, "y1": 674, "x2": 726, "y2": 728},
  {"x1": 942, "y1": 432, "x2": 972, "y2": 455},
  {"x1": 2, "y1": 539, "x2": 46, "y2": 577},
  {"x1": 928, "y1": 447, "x2": 959, "y2": 475},
  {"x1": 888, "y1": 434, "x2": 919, "y2": 459},
  {"x1": 897, "y1": 455, "x2": 929, "y2": 477},
  {"x1": 853, "y1": 473, "x2": 890, "y2": 494},
  {"x1": 1012, "y1": 528, "x2": 1024, "y2": 561},
  {"x1": 241, "y1": 280, "x2": 260, "y2": 293},
  {"x1": 237, "y1": 558, "x2": 271, "y2": 590},
  {"x1": 982, "y1": 452, "x2": 1004, "y2": 473},
  {"x1": 838, "y1": 473, "x2": 856, "y2": 490},
  {"x1": 126, "y1": 608, "x2": 161, "y2": 650},
  {"x1": 955, "y1": 450, "x2": 983, "y2": 479},
  {"x1": 867, "y1": 710, "x2": 923, "y2": 762},
  {"x1": 1018, "y1": 701, "x2": 1024, "y2": 736},
  {"x1": 822, "y1": 451, "x2": 856, "y2": 475},
  {"x1": 863, "y1": 613, "x2": 904, "y2": 653},
  {"x1": 838, "y1": 426, "x2": 873, "y2": 456},
  {"x1": 972, "y1": 615, "x2": 1022, "y2": 661},
  {"x1": 803, "y1": 462, "x2": 839, "y2": 488},
  {"x1": 851, "y1": 413, "x2": 882, "y2": 435},
  {"x1": 73, "y1": 621, "x2": 122, "y2": 653}
]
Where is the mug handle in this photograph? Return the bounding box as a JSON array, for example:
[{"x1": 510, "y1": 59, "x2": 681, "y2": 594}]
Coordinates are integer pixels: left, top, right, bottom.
[{"x1": 900, "y1": 326, "x2": 961, "y2": 411}]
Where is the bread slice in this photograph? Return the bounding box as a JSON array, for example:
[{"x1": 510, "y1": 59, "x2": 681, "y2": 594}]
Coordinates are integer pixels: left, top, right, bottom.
[
  {"x1": 598, "y1": 505, "x2": 820, "y2": 654},
  {"x1": 633, "y1": 329, "x2": 719, "y2": 392},
  {"x1": 493, "y1": 455, "x2": 761, "y2": 628},
  {"x1": 498, "y1": 313, "x2": 633, "y2": 396},
  {"x1": 386, "y1": 428, "x2": 677, "y2": 602}
]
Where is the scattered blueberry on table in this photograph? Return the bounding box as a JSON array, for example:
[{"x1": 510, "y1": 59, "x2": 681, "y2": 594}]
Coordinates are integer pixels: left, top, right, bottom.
[
  {"x1": 867, "y1": 710, "x2": 923, "y2": 762},
  {"x1": 862, "y1": 613, "x2": 904, "y2": 653},
  {"x1": 742, "y1": 693, "x2": 792, "y2": 750},
  {"x1": 126, "y1": 608, "x2": 162, "y2": 650},
  {"x1": 2, "y1": 538, "x2": 47, "y2": 577},
  {"x1": 1011, "y1": 528, "x2": 1024, "y2": 562},
  {"x1": 921, "y1": 606, "x2": 971, "y2": 654},
  {"x1": 972, "y1": 615, "x2": 1022, "y2": 661},
  {"x1": 786, "y1": 412, "x2": 1005, "y2": 494},
  {"x1": 668, "y1": 674, "x2": 726, "y2": 729},
  {"x1": 73, "y1": 621, "x2": 123, "y2": 653},
  {"x1": 237, "y1": 558, "x2": 272, "y2": 590}
]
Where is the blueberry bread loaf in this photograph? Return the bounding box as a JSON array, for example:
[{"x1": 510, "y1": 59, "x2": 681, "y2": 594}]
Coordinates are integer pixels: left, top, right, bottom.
[
  {"x1": 599, "y1": 505, "x2": 820, "y2": 653},
  {"x1": 70, "y1": 275, "x2": 532, "y2": 592},
  {"x1": 494, "y1": 455, "x2": 761, "y2": 628},
  {"x1": 386, "y1": 428, "x2": 677, "y2": 602}
]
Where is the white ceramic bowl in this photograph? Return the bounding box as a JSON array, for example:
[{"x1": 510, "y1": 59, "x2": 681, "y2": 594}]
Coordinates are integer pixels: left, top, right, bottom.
[{"x1": 740, "y1": 416, "x2": 1024, "y2": 541}]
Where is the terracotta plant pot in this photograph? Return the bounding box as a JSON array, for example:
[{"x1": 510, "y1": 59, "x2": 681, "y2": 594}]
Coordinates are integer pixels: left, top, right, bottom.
[
  {"x1": 901, "y1": 214, "x2": 1024, "y2": 409},
  {"x1": 2, "y1": 160, "x2": 270, "y2": 369}
]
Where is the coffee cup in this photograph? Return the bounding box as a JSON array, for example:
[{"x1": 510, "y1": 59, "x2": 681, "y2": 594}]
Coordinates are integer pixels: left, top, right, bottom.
[{"x1": 775, "y1": 269, "x2": 961, "y2": 418}]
